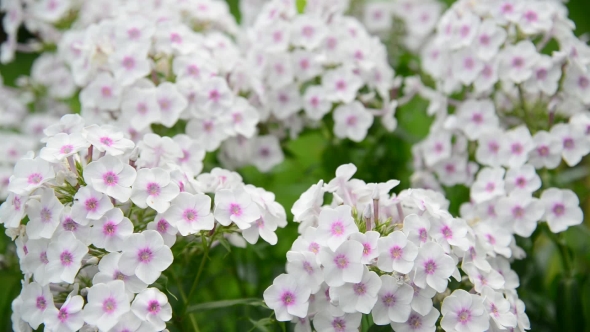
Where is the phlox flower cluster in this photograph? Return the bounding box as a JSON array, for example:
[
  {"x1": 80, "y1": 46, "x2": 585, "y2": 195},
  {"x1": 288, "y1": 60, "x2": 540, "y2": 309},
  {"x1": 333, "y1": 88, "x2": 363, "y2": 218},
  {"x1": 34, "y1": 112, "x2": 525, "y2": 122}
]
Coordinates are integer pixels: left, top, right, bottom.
[
  {"x1": 0, "y1": 0, "x2": 238, "y2": 64},
  {"x1": 408, "y1": 0, "x2": 585, "y2": 236},
  {"x1": 264, "y1": 164, "x2": 530, "y2": 332},
  {"x1": 219, "y1": 0, "x2": 400, "y2": 170},
  {"x1": 359, "y1": 0, "x2": 443, "y2": 52},
  {"x1": 0, "y1": 114, "x2": 287, "y2": 331}
]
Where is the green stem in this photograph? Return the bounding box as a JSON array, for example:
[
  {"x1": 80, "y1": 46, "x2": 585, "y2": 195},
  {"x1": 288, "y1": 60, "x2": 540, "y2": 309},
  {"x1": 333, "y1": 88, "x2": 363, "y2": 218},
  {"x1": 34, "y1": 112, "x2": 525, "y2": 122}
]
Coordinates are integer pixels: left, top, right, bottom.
[{"x1": 542, "y1": 224, "x2": 574, "y2": 277}]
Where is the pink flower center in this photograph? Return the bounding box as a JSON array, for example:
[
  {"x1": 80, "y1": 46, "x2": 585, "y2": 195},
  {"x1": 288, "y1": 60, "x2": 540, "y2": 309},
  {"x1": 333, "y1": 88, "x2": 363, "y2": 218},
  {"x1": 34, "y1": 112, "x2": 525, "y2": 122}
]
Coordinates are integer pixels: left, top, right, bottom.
[
  {"x1": 353, "y1": 283, "x2": 367, "y2": 295},
  {"x1": 457, "y1": 308, "x2": 472, "y2": 324},
  {"x1": 303, "y1": 261, "x2": 314, "y2": 274},
  {"x1": 336, "y1": 80, "x2": 347, "y2": 91},
  {"x1": 536, "y1": 68, "x2": 547, "y2": 80},
  {"x1": 157, "y1": 219, "x2": 169, "y2": 233},
  {"x1": 419, "y1": 229, "x2": 428, "y2": 242},
  {"x1": 408, "y1": 314, "x2": 422, "y2": 328},
  {"x1": 103, "y1": 222, "x2": 117, "y2": 236},
  {"x1": 138, "y1": 248, "x2": 153, "y2": 263},
  {"x1": 230, "y1": 203, "x2": 242, "y2": 216},
  {"x1": 300, "y1": 59, "x2": 309, "y2": 70},
  {"x1": 170, "y1": 33, "x2": 182, "y2": 44},
  {"x1": 28, "y1": 173, "x2": 43, "y2": 184},
  {"x1": 103, "y1": 171, "x2": 119, "y2": 186},
  {"x1": 302, "y1": 26, "x2": 314, "y2": 37},
  {"x1": 100, "y1": 136, "x2": 113, "y2": 146},
  {"x1": 382, "y1": 293, "x2": 396, "y2": 307},
  {"x1": 362, "y1": 243, "x2": 372, "y2": 256},
  {"x1": 525, "y1": 10, "x2": 538, "y2": 22},
  {"x1": 159, "y1": 98, "x2": 171, "y2": 111},
  {"x1": 330, "y1": 221, "x2": 344, "y2": 236},
  {"x1": 485, "y1": 182, "x2": 495, "y2": 192},
  {"x1": 102, "y1": 298, "x2": 117, "y2": 313},
  {"x1": 272, "y1": 31, "x2": 283, "y2": 43},
  {"x1": 563, "y1": 138, "x2": 574, "y2": 150},
  {"x1": 537, "y1": 145, "x2": 549, "y2": 156},
  {"x1": 122, "y1": 56, "x2": 135, "y2": 70},
  {"x1": 346, "y1": 115, "x2": 357, "y2": 126},
  {"x1": 464, "y1": 57, "x2": 475, "y2": 70},
  {"x1": 114, "y1": 271, "x2": 127, "y2": 281},
  {"x1": 147, "y1": 183, "x2": 161, "y2": 196},
  {"x1": 512, "y1": 57, "x2": 524, "y2": 69},
  {"x1": 40, "y1": 251, "x2": 49, "y2": 264},
  {"x1": 334, "y1": 254, "x2": 349, "y2": 269},
  {"x1": 209, "y1": 89, "x2": 220, "y2": 102},
  {"x1": 128, "y1": 28, "x2": 140, "y2": 39},
  {"x1": 441, "y1": 225, "x2": 453, "y2": 239},
  {"x1": 63, "y1": 218, "x2": 77, "y2": 231},
  {"x1": 40, "y1": 207, "x2": 52, "y2": 223},
  {"x1": 137, "y1": 103, "x2": 148, "y2": 114},
  {"x1": 60, "y1": 144, "x2": 74, "y2": 154},
  {"x1": 390, "y1": 246, "x2": 403, "y2": 259},
  {"x1": 148, "y1": 300, "x2": 161, "y2": 314},
  {"x1": 281, "y1": 291, "x2": 295, "y2": 306},
  {"x1": 233, "y1": 113, "x2": 243, "y2": 124},
  {"x1": 60, "y1": 251, "x2": 73, "y2": 266},
  {"x1": 101, "y1": 86, "x2": 112, "y2": 97},
  {"x1": 85, "y1": 198, "x2": 98, "y2": 212},
  {"x1": 487, "y1": 234, "x2": 496, "y2": 245},
  {"x1": 424, "y1": 259, "x2": 437, "y2": 274},
  {"x1": 579, "y1": 76, "x2": 589, "y2": 89},
  {"x1": 36, "y1": 296, "x2": 47, "y2": 309},
  {"x1": 308, "y1": 242, "x2": 320, "y2": 254},
  {"x1": 471, "y1": 113, "x2": 483, "y2": 124},
  {"x1": 183, "y1": 209, "x2": 198, "y2": 223},
  {"x1": 332, "y1": 318, "x2": 346, "y2": 331},
  {"x1": 552, "y1": 203, "x2": 565, "y2": 216},
  {"x1": 479, "y1": 34, "x2": 490, "y2": 46},
  {"x1": 188, "y1": 65, "x2": 200, "y2": 76},
  {"x1": 58, "y1": 308, "x2": 68, "y2": 322}
]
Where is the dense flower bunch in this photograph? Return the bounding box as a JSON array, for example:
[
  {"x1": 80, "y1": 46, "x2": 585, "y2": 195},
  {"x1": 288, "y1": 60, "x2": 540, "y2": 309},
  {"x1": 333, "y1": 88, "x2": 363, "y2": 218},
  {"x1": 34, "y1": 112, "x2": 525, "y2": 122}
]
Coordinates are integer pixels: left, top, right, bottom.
[
  {"x1": 218, "y1": 0, "x2": 400, "y2": 170},
  {"x1": 359, "y1": 0, "x2": 443, "y2": 52},
  {"x1": 0, "y1": 114, "x2": 287, "y2": 331},
  {"x1": 408, "y1": 0, "x2": 585, "y2": 237},
  {"x1": 1, "y1": 0, "x2": 238, "y2": 64},
  {"x1": 264, "y1": 164, "x2": 530, "y2": 332}
]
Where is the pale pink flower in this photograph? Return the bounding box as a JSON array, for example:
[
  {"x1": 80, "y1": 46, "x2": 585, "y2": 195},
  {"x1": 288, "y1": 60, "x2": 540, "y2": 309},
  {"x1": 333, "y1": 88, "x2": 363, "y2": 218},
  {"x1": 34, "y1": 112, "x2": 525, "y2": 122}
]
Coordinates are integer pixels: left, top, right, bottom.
[
  {"x1": 119, "y1": 230, "x2": 173, "y2": 284},
  {"x1": 263, "y1": 273, "x2": 311, "y2": 321}
]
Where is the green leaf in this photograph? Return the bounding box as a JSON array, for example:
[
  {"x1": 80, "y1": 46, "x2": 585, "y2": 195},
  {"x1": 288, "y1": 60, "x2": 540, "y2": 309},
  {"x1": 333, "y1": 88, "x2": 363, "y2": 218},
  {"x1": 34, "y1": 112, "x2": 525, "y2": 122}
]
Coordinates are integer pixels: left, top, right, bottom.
[
  {"x1": 248, "y1": 318, "x2": 273, "y2": 332},
  {"x1": 186, "y1": 298, "x2": 266, "y2": 313},
  {"x1": 296, "y1": 0, "x2": 306, "y2": 13}
]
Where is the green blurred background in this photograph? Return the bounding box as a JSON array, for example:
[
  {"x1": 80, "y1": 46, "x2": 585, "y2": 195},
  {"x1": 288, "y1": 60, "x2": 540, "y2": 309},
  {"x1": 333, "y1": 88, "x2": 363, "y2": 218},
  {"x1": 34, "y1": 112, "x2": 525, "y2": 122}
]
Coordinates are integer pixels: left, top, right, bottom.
[{"x1": 1, "y1": 0, "x2": 590, "y2": 331}]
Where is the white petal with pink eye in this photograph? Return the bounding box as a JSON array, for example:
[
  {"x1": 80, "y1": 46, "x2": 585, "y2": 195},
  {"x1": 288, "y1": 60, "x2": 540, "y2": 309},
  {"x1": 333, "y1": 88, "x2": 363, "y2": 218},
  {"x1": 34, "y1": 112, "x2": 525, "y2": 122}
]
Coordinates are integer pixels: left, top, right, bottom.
[
  {"x1": 20, "y1": 282, "x2": 54, "y2": 329},
  {"x1": 92, "y1": 252, "x2": 147, "y2": 298},
  {"x1": 45, "y1": 232, "x2": 88, "y2": 284},
  {"x1": 79, "y1": 72, "x2": 123, "y2": 110},
  {"x1": 319, "y1": 240, "x2": 364, "y2": 287},
  {"x1": 330, "y1": 266, "x2": 381, "y2": 314},
  {"x1": 131, "y1": 168, "x2": 180, "y2": 213},
  {"x1": 108, "y1": 44, "x2": 151, "y2": 86},
  {"x1": 147, "y1": 214, "x2": 178, "y2": 247},
  {"x1": 131, "y1": 288, "x2": 172, "y2": 330},
  {"x1": 250, "y1": 135, "x2": 285, "y2": 173},
  {"x1": 349, "y1": 231, "x2": 380, "y2": 264},
  {"x1": 286, "y1": 251, "x2": 323, "y2": 293},
  {"x1": 84, "y1": 155, "x2": 137, "y2": 202},
  {"x1": 155, "y1": 82, "x2": 188, "y2": 128},
  {"x1": 0, "y1": 193, "x2": 28, "y2": 228},
  {"x1": 441, "y1": 290, "x2": 489, "y2": 332},
  {"x1": 8, "y1": 157, "x2": 55, "y2": 195},
  {"x1": 162, "y1": 192, "x2": 214, "y2": 236},
  {"x1": 214, "y1": 185, "x2": 261, "y2": 229},
  {"x1": 91, "y1": 208, "x2": 134, "y2": 252},
  {"x1": 377, "y1": 230, "x2": 418, "y2": 274},
  {"x1": 83, "y1": 280, "x2": 130, "y2": 331},
  {"x1": 322, "y1": 67, "x2": 363, "y2": 104},
  {"x1": 121, "y1": 87, "x2": 162, "y2": 131},
  {"x1": 242, "y1": 211, "x2": 279, "y2": 245},
  {"x1": 84, "y1": 124, "x2": 135, "y2": 156},
  {"x1": 71, "y1": 186, "x2": 113, "y2": 225},
  {"x1": 43, "y1": 294, "x2": 85, "y2": 332},
  {"x1": 541, "y1": 188, "x2": 583, "y2": 233},
  {"x1": 26, "y1": 188, "x2": 64, "y2": 240},
  {"x1": 333, "y1": 101, "x2": 374, "y2": 142},
  {"x1": 39, "y1": 132, "x2": 89, "y2": 163},
  {"x1": 263, "y1": 274, "x2": 311, "y2": 321},
  {"x1": 372, "y1": 275, "x2": 414, "y2": 325},
  {"x1": 316, "y1": 205, "x2": 358, "y2": 251},
  {"x1": 413, "y1": 242, "x2": 456, "y2": 293},
  {"x1": 119, "y1": 230, "x2": 173, "y2": 284}
]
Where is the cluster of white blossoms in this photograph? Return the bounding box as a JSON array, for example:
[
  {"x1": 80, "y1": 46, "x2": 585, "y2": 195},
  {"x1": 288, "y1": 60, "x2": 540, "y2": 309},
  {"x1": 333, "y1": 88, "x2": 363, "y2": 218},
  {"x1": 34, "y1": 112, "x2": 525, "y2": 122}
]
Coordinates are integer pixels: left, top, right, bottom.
[
  {"x1": 218, "y1": 0, "x2": 400, "y2": 170},
  {"x1": 0, "y1": 114, "x2": 287, "y2": 331},
  {"x1": 264, "y1": 164, "x2": 531, "y2": 332},
  {"x1": 360, "y1": 0, "x2": 443, "y2": 52},
  {"x1": 407, "y1": 0, "x2": 586, "y2": 237},
  {"x1": 1, "y1": 0, "x2": 238, "y2": 64}
]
